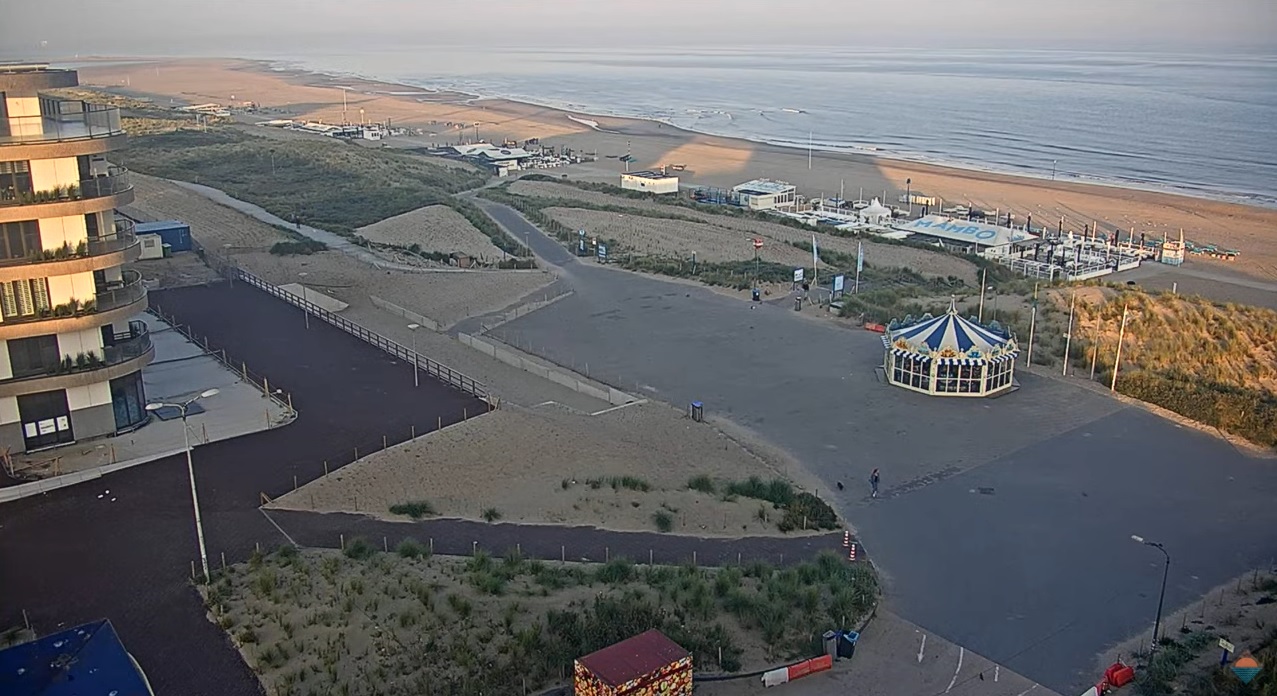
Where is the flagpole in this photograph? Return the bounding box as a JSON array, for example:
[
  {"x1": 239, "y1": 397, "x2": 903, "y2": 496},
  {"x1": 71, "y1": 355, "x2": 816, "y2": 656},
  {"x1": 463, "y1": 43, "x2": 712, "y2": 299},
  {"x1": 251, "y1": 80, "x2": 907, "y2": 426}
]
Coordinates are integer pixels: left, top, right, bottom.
[
  {"x1": 1110, "y1": 302, "x2": 1130, "y2": 393},
  {"x1": 1062, "y1": 290, "x2": 1076, "y2": 376},
  {"x1": 1026, "y1": 282, "x2": 1038, "y2": 366},
  {"x1": 854, "y1": 240, "x2": 863, "y2": 294},
  {"x1": 812, "y1": 234, "x2": 818, "y2": 287}
]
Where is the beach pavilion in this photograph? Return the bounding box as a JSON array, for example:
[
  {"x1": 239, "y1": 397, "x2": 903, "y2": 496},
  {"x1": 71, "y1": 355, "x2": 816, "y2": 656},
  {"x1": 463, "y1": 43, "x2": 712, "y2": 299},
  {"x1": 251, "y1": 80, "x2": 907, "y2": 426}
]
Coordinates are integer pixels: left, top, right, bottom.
[{"x1": 882, "y1": 300, "x2": 1020, "y2": 396}]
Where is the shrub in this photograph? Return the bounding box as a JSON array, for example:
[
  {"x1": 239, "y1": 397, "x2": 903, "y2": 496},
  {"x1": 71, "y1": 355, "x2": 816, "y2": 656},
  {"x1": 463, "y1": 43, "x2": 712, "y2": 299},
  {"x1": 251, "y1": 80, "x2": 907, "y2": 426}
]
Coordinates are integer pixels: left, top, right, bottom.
[
  {"x1": 269, "y1": 239, "x2": 328, "y2": 255},
  {"x1": 595, "y1": 558, "x2": 636, "y2": 584},
  {"x1": 778, "y1": 492, "x2": 840, "y2": 532},
  {"x1": 652, "y1": 510, "x2": 674, "y2": 533},
  {"x1": 389, "y1": 500, "x2": 437, "y2": 519},
  {"x1": 343, "y1": 537, "x2": 376, "y2": 560},
  {"x1": 482, "y1": 508, "x2": 503, "y2": 523},
  {"x1": 396, "y1": 538, "x2": 428, "y2": 559},
  {"x1": 687, "y1": 475, "x2": 716, "y2": 494},
  {"x1": 725, "y1": 476, "x2": 795, "y2": 507}
]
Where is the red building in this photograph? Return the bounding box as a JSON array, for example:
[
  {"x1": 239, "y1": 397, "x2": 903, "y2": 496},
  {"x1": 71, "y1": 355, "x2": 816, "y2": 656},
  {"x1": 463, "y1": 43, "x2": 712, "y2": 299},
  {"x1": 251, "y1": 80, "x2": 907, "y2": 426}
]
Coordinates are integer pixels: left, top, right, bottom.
[{"x1": 574, "y1": 630, "x2": 693, "y2": 696}]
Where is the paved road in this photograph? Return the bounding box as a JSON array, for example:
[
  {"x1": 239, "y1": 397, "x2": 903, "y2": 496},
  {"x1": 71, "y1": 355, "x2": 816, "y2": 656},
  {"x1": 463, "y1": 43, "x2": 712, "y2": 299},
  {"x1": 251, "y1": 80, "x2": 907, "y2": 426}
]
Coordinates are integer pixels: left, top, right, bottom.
[
  {"x1": 0, "y1": 283, "x2": 483, "y2": 696},
  {"x1": 475, "y1": 198, "x2": 1277, "y2": 693}
]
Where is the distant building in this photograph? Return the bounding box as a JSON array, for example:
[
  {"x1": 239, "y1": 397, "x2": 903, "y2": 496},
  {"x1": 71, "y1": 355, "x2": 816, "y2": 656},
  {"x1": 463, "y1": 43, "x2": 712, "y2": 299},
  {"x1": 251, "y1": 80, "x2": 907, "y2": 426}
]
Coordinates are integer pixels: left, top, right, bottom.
[
  {"x1": 899, "y1": 191, "x2": 939, "y2": 207},
  {"x1": 0, "y1": 63, "x2": 152, "y2": 453},
  {"x1": 620, "y1": 169, "x2": 679, "y2": 194},
  {"x1": 732, "y1": 178, "x2": 797, "y2": 211}
]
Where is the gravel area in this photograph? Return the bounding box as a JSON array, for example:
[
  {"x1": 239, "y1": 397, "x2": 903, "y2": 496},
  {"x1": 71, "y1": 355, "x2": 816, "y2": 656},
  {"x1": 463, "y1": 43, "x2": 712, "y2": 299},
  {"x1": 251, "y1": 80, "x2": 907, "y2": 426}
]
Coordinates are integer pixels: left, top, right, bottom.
[
  {"x1": 274, "y1": 401, "x2": 820, "y2": 537},
  {"x1": 512, "y1": 180, "x2": 978, "y2": 281},
  {"x1": 356, "y1": 204, "x2": 505, "y2": 259}
]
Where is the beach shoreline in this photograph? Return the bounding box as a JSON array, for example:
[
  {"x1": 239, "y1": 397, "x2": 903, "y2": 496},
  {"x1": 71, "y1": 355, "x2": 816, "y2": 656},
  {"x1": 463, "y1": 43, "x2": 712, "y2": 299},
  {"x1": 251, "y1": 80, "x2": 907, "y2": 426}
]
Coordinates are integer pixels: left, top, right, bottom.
[{"x1": 73, "y1": 55, "x2": 1277, "y2": 281}]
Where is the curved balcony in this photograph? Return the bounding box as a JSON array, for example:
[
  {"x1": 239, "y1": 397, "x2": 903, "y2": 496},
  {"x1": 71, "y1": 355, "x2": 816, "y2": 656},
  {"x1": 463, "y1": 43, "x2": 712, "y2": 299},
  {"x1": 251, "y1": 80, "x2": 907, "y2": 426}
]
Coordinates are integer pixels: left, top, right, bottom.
[
  {"x1": 0, "y1": 220, "x2": 140, "y2": 283},
  {"x1": 0, "y1": 168, "x2": 134, "y2": 223},
  {"x1": 0, "y1": 105, "x2": 127, "y2": 160},
  {"x1": 0, "y1": 269, "x2": 148, "y2": 340},
  {"x1": 0, "y1": 320, "x2": 153, "y2": 398}
]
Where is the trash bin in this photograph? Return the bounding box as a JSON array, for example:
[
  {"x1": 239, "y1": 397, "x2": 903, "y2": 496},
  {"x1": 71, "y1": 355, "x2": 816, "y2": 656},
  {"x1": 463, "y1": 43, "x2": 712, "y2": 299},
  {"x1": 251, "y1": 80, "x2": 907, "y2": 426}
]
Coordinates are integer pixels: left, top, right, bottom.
[
  {"x1": 822, "y1": 630, "x2": 838, "y2": 658},
  {"x1": 752, "y1": 288, "x2": 761, "y2": 302},
  {"x1": 794, "y1": 296, "x2": 803, "y2": 311},
  {"x1": 690, "y1": 401, "x2": 704, "y2": 422},
  {"x1": 837, "y1": 631, "x2": 859, "y2": 659}
]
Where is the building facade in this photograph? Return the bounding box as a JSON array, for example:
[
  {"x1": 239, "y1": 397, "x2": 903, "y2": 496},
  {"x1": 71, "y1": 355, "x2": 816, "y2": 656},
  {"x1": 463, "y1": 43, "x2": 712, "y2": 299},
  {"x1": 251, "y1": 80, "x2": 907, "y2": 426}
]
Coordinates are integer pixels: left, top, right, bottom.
[
  {"x1": 0, "y1": 64, "x2": 150, "y2": 453},
  {"x1": 731, "y1": 178, "x2": 797, "y2": 211},
  {"x1": 620, "y1": 170, "x2": 679, "y2": 194}
]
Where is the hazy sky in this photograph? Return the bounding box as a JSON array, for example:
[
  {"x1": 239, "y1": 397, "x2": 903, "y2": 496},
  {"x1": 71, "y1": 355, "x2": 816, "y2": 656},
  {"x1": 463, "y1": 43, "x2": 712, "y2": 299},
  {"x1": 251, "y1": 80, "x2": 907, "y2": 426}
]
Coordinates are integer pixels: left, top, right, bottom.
[{"x1": 2, "y1": 0, "x2": 1274, "y2": 55}]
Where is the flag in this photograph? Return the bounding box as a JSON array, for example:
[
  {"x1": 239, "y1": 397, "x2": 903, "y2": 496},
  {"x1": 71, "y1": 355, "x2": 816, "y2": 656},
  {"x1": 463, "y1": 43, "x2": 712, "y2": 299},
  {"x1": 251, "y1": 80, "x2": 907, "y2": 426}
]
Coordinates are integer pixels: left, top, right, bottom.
[
  {"x1": 812, "y1": 234, "x2": 819, "y2": 270},
  {"x1": 856, "y1": 241, "x2": 864, "y2": 273}
]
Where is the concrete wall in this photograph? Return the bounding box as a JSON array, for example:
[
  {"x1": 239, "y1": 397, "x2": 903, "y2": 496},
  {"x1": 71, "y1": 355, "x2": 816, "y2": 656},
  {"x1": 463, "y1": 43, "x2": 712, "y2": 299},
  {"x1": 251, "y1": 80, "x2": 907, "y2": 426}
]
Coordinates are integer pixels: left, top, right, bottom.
[
  {"x1": 69, "y1": 400, "x2": 116, "y2": 441},
  {"x1": 369, "y1": 295, "x2": 439, "y2": 331},
  {"x1": 457, "y1": 333, "x2": 634, "y2": 406},
  {"x1": 0, "y1": 394, "x2": 18, "y2": 425}
]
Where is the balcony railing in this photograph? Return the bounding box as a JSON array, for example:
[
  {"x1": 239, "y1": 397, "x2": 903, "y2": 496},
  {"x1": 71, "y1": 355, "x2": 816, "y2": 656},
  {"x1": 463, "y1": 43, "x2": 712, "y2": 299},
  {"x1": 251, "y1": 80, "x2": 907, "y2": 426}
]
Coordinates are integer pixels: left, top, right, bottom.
[
  {"x1": 0, "y1": 104, "x2": 123, "y2": 145},
  {"x1": 0, "y1": 167, "x2": 132, "y2": 207},
  {"x1": 0, "y1": 219, "x2": 138, "y2": 269},
  {"x1": 3, "y1": 321, "x2": 150, "y2": 384},
  {"x1": 0, "y1": 269, "x2": 145, "y2": 327}
]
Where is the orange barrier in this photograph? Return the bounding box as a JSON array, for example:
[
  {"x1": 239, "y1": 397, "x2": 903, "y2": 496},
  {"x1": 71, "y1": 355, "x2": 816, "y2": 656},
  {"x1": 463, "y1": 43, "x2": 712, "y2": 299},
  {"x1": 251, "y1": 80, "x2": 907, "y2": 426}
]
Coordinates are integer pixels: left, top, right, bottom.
[
  {"x1": 787, "y1": 655, "x2": 833, "y2": 681},
  {"x1": 864, "y1": 323, "x2": 887, "y2": 333}
]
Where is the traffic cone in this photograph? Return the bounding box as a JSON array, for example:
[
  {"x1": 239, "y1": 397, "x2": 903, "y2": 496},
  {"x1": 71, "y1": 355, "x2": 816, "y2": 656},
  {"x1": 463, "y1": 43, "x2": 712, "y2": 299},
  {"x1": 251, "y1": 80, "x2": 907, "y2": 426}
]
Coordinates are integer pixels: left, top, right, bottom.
[
  {"x1": 848, "y1": 543, "x2": 857, "y2": 562},
  {"x1": 843, "y1": 530, "x2": 850, "y2": 547}
]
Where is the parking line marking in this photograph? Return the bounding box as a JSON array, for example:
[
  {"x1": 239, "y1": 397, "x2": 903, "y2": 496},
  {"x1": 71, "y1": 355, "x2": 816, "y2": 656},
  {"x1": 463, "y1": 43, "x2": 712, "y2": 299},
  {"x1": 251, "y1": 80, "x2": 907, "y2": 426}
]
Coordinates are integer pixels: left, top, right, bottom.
[{"x1": 945, "y1": 647, "x2": 963, "y2": 693}]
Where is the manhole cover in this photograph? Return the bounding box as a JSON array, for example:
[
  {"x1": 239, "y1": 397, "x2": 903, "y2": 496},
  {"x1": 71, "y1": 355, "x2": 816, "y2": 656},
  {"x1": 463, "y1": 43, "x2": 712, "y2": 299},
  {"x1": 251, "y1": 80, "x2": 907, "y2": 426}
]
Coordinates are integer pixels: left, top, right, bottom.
[{"x1": 977, "y1": 487, "x2": 995, "y2": 495}]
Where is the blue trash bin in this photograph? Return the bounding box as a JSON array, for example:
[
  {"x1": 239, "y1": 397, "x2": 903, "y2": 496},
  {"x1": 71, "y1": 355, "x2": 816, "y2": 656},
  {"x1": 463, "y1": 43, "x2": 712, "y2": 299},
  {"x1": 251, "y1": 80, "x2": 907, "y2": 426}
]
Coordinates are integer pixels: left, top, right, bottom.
[{"x1": 837, "y1": 630, "x2": 859, "y2": 659}]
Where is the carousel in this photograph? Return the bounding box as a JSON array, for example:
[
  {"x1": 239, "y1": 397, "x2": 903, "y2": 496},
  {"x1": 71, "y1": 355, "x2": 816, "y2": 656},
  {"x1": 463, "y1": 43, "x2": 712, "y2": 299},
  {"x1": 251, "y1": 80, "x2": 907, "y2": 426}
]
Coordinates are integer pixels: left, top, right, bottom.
[{"x1": 882, "y1": 300, "x2": 1020, "y2": 397}]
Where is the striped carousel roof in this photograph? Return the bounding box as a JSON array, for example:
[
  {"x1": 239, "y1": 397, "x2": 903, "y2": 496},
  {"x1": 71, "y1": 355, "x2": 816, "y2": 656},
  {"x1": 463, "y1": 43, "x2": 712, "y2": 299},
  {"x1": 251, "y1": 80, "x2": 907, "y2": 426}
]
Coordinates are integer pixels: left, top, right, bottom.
[{"x1": 883, "y1": 300, "x2": 1020, "y2": 364}]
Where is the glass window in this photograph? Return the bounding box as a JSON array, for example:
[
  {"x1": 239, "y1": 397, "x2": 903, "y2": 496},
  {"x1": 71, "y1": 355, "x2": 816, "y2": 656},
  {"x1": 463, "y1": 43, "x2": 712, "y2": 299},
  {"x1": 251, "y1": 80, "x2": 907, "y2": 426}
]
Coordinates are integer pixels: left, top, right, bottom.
[
  {"x1": 0, "y1": 220, "x2": 40, "y2": 261},
  {"x1": 110, "y1": 371, "x2": 147, "y2": 431},
  {"x1": 8, "y1": 334, "x2": 61, "y2": 378},
  {"x1": 0, "y1": 160, "x2": 33, "y2": 202}
]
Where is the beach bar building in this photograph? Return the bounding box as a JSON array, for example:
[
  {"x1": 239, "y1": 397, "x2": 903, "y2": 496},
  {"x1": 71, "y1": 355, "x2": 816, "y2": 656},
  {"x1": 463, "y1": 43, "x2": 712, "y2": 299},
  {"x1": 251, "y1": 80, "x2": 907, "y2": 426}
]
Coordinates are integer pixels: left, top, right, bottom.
[
  {"x1": 620, "y1": 169, "x2": 679, "y2": 194},
  {"x1": 732, "y1": 178, "x2": 797, "y2": 212},
  {"x1": 0, "y1": 63, "x2": 152, "y2": 453},
  {"x1": 574, "y1": 629, "x2": 693, "y2": 696},
  {"x1": 882, "y1": 300, "x2": 1019, "y2": 397}
]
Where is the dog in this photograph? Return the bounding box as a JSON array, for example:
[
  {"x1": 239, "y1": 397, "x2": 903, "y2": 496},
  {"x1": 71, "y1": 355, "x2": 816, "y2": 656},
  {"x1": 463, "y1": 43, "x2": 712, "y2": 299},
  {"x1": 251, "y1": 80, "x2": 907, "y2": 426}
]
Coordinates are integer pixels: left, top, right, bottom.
[{"x1": 836, "y1": 481, "x2": 845, "y2": 491}]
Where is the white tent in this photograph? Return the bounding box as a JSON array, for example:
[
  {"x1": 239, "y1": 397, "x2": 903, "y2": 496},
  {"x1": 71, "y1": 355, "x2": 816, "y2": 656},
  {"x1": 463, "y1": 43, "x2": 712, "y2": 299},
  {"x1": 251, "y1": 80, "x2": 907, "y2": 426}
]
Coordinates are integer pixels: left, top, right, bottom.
[{"x1": 859, "y1": 198, "x2": 893, "y2": 224}]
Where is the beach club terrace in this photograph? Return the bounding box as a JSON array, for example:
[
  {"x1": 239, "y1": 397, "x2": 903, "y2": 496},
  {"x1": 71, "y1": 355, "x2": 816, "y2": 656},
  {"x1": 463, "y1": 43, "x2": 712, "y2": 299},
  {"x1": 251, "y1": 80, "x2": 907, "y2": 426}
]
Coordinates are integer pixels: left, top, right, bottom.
[{"x1": 731, "y1": 178, "x2": 797, "y2": 212}]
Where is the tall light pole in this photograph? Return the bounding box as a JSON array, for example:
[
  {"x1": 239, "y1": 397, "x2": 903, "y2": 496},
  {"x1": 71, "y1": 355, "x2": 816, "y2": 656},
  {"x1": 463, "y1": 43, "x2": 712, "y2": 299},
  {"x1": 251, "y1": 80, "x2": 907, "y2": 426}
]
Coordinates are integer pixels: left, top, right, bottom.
[
  {"x1": 906, "y1": 178, "x2": 913, "y2": 217},
  {"x1": 145, "y1": 388, "x2": 220, "y2": 583},
  {"x1": 1051, "y1": 160, "x2": 1057, "y2": 181},
  {"x1": 1131, "y1": 535, "x2": 1171, "y2": 650},
  {"x1": 1062, "y1": 291, "x2": 1077, "y2": 376},
  {"x1": 976, "y1": 268, "x2": 988, "y2": 322},
  {"x1": 407, "y1": 323, "x2": 420, "y2": 387}
]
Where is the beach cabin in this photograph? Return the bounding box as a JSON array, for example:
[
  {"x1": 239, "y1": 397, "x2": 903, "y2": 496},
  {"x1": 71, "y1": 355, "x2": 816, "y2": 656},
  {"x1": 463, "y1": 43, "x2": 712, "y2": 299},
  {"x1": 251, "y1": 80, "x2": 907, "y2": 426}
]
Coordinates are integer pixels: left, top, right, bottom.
[
  {"x1": 621, "y1": 169, "x2": 679, "y2": 194},
  {"x1": 732, "y1": 178, "x2": 797, "y2": 211}
]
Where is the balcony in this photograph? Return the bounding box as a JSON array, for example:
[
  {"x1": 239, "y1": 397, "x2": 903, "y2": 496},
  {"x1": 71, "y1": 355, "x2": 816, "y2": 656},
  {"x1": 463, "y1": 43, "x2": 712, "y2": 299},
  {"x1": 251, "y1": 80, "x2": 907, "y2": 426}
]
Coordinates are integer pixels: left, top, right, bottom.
[
  {"x1": 0, "y1": 320, "x2": 153, "y2": 398},
  {"x1": 0, "y1": 105, "x2": 127, "y2": 160},
  {"x1": 0, "y1": 168, "x2": 133, "y2": 223},
  {"x1": 0, "y1": 105, "x2": 123, "y2": 145},
  {"x1": 0, "y1": 269, "x2": 148, "y2": 340},
  {"x1": 0, "y1": 219, "x2": 139, "y2": 282}
]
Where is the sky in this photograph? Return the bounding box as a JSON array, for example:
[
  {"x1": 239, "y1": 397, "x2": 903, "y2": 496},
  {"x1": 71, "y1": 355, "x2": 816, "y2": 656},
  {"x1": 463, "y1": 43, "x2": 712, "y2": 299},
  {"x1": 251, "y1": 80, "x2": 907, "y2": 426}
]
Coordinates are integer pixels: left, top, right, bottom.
[{"x1": 1, "y1": 0, "x2": 1274, "y2": 56}]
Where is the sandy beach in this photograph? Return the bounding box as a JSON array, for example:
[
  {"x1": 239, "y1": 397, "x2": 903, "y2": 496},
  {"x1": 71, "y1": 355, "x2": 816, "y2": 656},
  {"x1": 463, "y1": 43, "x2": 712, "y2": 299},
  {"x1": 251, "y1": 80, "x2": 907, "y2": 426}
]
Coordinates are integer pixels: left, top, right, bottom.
[{"x1": 77, "y1": 57, "x2": 1277, "y2": 283}]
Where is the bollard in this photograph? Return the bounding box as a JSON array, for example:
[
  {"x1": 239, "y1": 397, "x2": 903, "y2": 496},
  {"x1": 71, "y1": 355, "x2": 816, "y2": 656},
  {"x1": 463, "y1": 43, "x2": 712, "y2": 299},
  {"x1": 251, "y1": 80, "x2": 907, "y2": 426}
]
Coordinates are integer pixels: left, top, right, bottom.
[
  {"x1": 287, "y1": 393, "x2": 293, "y2": 410},
  {"x1": 354, "y1": 447, "x2": 359, "y2": 459},
  {"x1": 650, "y1": 549, "x2": 653, "y2": 565},
  {"x1": 472, "y1": 541, "x2": 478, "y2": 555},
  {"x1": 110, "y1": 444, "x2": 116, "y2": 464},
  {"x1": 383, "y1": 537, "x2": 388, "y2": 552},
  {"x1": 738, "y1": 552, "x2": 742, "y2": 566},
  {"x1": 605, "y1": 547, "x2": 609, "y2": 562},
  {"x1": 354, "y1": 494, "x2": 358, "y2": 511},
  {"x1": 561, "y1": 545, "x2": 565, "y2": 563},
  {"x1": 849, "y1": 543, "x2": 857, "y2": 562},
  {"x1": 221, "y1": 552, "x2": 226, "y2": 569},
  {"x1": 242, "y1": 362, "x2": 247, "y2": 379},
  {"x1": 692, "y1": 551, "x2": 697, "y2": 567},
  {"x1": 843, "y1": 530, "x2": 851, "y2": 548},
  {"x1": 517, "y1": 543, "x2": 521, "y2": 557},
  {"x1": 256, "y1": 542, "x2": 261, "y2": 554},
  {"x1": 191, "y1": 560, "x2": 196, "y2": 579},
  {"x1": 323, "y1": 460, "x2": 329, "y2": 477},
  {"x1": 263, "y1": 377, "x2": 270, "y2": 397},
  {"x1": 293, "y1": 475, "x2": 298, "y2": 491},
  {"x1": 383, "y1": 435, "x2": 388, "y2": 450},
  {"x1": 438, "y1": 416, "x2": 442, "y2": 431},
  {"x1": 340, "y1": 534, "x2": 345, "y2": 550},
  {"x1": 203, "y1": 336, "x2": 209, "y2": 350},
  {"x1": 411, "y1": 424, "x2": 416, "y2": 439},
  {"x1": 463, "y1": 408, "x2": 468, "y2": 420},
  {"x1": 202, "y1": 423, "x2": 208, "y2": 444}
]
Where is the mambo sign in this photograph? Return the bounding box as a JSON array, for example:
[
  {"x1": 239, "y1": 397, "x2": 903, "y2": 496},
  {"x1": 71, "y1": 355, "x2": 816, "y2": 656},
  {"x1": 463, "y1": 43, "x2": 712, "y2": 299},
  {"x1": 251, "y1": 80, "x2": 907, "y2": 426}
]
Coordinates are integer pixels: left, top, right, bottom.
[{"x1": 900, "y1": 215, "x2": 1037, "y2": 247}]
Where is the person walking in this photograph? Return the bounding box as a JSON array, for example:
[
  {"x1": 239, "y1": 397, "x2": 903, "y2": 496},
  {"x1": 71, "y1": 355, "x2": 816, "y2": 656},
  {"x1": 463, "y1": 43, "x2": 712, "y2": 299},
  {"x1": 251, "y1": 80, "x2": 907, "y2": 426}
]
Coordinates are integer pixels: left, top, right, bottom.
[{"x1": 870, "y1": 468, "x2": 880, "y2": 498}]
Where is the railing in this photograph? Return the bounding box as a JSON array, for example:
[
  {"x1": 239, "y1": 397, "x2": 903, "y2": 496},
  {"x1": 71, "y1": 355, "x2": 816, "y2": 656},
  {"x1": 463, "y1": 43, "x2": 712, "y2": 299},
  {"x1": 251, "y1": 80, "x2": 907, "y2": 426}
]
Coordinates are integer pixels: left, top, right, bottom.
[
  {"x1": 2, "y1": 321, "x2": 151, "y2": 384},
  {"x1": 0, "y1": 167, "x2": 131, "y2": 207},
  {"x1": 0, "y1": 221, "x2": 138, "y2": 269},
  {"x1": 0, "y1": 103, "x2": 123, "y2": 145},
  {"x1": 103, "y1": 320, "x2": 152, "y2": 365},
  {"x1": 96, "y1": 269, "x2": 147, "y2": 313},
  {"x1": 201, "y1": 251, "x2": 488, "y2": 399}
]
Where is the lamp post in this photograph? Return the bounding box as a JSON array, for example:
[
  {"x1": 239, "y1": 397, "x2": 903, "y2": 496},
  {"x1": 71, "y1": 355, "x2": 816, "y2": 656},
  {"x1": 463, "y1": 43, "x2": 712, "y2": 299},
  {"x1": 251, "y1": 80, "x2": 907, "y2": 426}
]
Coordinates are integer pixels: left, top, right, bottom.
[
  {"x1": 1051, "y1": 160, "x2": 1057, "y2": 181},
  {"x1": 1131, "y1": 535, "x2": 1171, "y2": 650},
  {"x1": 906, "y1": 178, "x2": 912, "y2": 217},
  {"x1": 407, "y1": 323, "x2": 420, "y2": 387},
  {"x1": 145, "y1": 388, "x2": 220, "y2": 583}
]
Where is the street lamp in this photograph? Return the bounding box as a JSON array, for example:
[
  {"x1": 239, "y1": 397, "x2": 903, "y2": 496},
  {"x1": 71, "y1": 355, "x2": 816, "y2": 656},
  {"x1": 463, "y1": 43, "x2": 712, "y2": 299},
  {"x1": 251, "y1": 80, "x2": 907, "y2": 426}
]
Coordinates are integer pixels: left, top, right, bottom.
[
  {"x1": 146, "y1": 388, "x2": 220, "y2": 583},
  {"x1": 906, "y1": 178, "x2": 912, "y2": 217},
  {"x1": 1051, "y1": 160, "x2": 1058, "y2": 181},
  {"x1": 1131, "y1": 535, "x2": 1171, "y2": 650},
  {"x1": 407, "y1": 324, "x2": 420, "y2": 387}
]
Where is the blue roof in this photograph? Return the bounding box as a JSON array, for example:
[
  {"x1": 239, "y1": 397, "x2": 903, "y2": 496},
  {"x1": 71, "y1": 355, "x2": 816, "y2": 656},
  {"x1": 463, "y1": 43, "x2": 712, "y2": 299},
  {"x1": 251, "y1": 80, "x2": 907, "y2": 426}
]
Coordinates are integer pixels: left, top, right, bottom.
[
  {"x1": 0, "y1": 620, "x2": 153, "y2": 696},
  {"x1": 134, "y1": 220, "x2": 187, "y2": 232}
]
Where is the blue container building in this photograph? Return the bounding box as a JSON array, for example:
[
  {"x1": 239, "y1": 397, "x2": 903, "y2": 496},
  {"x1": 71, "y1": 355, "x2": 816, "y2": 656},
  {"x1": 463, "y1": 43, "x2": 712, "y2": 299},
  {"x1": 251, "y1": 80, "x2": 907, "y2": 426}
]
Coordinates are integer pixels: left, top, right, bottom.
[{"x1": 135, "y1": 220, "x2": 192, "y2": 252}]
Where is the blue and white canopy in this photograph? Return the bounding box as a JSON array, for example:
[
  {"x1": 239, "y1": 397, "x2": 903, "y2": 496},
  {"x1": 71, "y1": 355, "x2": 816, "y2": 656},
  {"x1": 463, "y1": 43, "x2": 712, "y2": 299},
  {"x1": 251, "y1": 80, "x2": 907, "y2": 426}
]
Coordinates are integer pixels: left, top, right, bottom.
[{"x1": 882, "y1": 301, "x2": 1019, "y2": 364}]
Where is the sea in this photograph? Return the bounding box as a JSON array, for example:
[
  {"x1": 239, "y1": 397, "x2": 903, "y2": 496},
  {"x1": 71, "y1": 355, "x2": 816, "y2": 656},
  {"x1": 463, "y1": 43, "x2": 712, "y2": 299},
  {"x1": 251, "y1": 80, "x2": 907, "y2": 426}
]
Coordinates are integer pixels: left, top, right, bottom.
[{"x1": 258, "y1": 45, "x2": 1277, "y2": 207}]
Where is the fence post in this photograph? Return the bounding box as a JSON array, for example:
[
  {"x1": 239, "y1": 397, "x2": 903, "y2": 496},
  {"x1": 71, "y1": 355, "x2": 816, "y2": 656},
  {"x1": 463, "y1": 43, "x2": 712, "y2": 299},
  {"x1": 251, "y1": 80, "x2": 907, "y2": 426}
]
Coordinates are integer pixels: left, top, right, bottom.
[
  {"x1": 411, "y1": 424, "x2": 416, "y2": 439},
  {"x1": 340, "y1": 534, "x2": 345, "y2": 551},
  {"x1": 323, "y1": 460, "x2": 328, "y2": 477},
  {"x1": 263, "y1": 377, "x2": 270, "y2": 396},
  {"x1": 438, "y1": 416, "x2": 442, "y2": 431},
  {"x1": 242, "y1": 362, "x2": 247, "y2": 379},
  {"x1": 293, "y1": 475, "x2": 297, "y2": 491},
  {"x1": 561, "y1": 545, "x2": 565, "y2": 563},
  {"x1": 463, "y1": 408, "x2": 468, "y2": 420}
]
